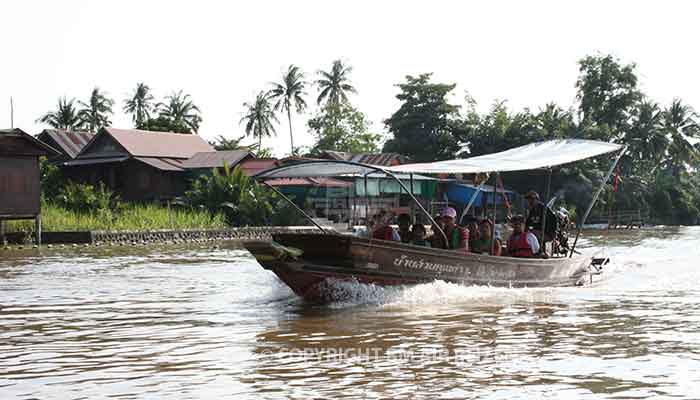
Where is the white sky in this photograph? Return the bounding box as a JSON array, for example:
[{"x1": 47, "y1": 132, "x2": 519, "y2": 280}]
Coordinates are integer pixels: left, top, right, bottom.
[{"x1": 2, "y1": 0, "x2": 699, "y2": 156}]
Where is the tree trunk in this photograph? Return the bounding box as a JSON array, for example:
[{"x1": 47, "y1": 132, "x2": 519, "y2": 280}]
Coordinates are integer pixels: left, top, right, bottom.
[{"x1": 287, "y1": 107, "x2": 294, "y2": 156}]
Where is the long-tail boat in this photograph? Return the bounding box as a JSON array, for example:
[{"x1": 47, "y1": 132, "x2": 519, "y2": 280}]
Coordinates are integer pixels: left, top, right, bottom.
[{"x1": 244, "y1": 139, "x2": 625, "y2": 303}]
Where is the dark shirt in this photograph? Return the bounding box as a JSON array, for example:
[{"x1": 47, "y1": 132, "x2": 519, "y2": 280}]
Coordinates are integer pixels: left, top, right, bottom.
[
  {"x1": 526, "y1": 202, "x2": 546, "y2": 231},
  {"x1": 527, "y1": 201, "x2": 557, "y2": 235}
]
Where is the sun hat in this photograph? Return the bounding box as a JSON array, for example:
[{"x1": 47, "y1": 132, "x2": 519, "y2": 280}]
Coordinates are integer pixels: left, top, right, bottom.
[{"x1": 440, "y1": 207, "x2": 457, "y2": 219}]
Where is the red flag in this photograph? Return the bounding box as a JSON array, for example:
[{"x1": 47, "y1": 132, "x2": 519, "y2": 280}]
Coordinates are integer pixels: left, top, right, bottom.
[{"x1": 613, "y1": 166, "x2": 621, "y2": 192}]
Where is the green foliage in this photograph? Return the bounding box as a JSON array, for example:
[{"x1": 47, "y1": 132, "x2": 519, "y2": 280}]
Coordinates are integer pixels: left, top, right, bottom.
[
  {"x1": 123, "y1": 82, "x2": 155, "y2": 127},
  {"x1": 56, "y1": 181, "x2": 117, "y2": 213},
  {"x1": 186, "y1": 163, "x2": 305, "y2": 226},
  {"x1": 268, "y1": 64, "x2": 308, "y2": 155},
  {"x1": 383, "y1": 73, "x2": 463, "y2": 162},
  {"x1": 7, "y1": 201, "x2": 226, "y2": 232},
  {"x1": 308, "y1": 102, "x2": 382, "y2": 154},
  {"x1": 316, "y1": 60, "x2": 357, "y2": 106},
  {"x1": 36, "y1": 97, "x2": 85, "y2": 130},
  {"x1": 78, "y1": 87, "x2": 115, "y2": 131},
  {"x1": 240, "y1": 92, "x2": 279, "y2": 149},
  {"x1": 39, "y1": 157, "x2": 64, "y2": 198},
  {"x1": 210, "y1": 134, "x2": 247, "y2": 151},
  {"x1": 137, "y1": 115, "x2": 192, "y2": 133},
  {"x1": 156, "y1": 90, "x2": 202, "y2": 133},
  {"x1": 576, "y1": 54, "x2": 642, "y2": 137}
]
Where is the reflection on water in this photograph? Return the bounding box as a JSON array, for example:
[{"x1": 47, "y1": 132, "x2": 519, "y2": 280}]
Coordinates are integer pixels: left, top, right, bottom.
[{"x1": 1, "y1": 227, "x2": 699, "y2": 399}]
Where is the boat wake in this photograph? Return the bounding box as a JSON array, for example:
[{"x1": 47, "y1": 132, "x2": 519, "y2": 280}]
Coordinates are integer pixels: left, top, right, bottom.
[{"x1": 319, "y1": 227, "x2": 700, "y2": 309}]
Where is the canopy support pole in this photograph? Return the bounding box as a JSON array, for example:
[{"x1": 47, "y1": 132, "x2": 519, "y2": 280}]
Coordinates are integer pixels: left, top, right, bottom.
[
  {"x1": 263, "y1": 182, "x2": 328, "y2": 234},
  {"x1": 569, "y1": 147, "x2": 627, "y2": 257},
  {"x1": 458, "y1": 174, "x2": 489, "y2": 224},
  {"x1": 490, "y1": 173, "x2": 498, "y2": 255},
  {"x1": 409, "y1": 173, "x2": 415, "y2": 223},
  {"x1": 364, "y1": 173, "x2": 369, "y2": 226},
  {"x1": 383, "y1": 170, "x2": 448, "y2": 245},
  {"x1": 540, "y1": 168, "x2": 552, "y2": 256}
]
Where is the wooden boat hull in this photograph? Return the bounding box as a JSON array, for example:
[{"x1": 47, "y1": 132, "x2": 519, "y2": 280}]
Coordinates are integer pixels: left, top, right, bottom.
[{"x1": 244, "y1": 233, "x2": 594, "y2": 303}]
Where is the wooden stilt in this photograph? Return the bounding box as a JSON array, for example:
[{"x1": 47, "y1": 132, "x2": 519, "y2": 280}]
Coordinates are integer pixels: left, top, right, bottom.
[
  {"x1": 0, "y1": 219, "x2": 6, "y2": 246},
  {"x1": 35, "y1": 214, "x2": 42, "y2": 246}
]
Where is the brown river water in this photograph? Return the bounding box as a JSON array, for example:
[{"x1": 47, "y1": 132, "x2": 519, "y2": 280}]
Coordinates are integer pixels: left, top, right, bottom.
[{"x1": 1, "y1": 227, "x2": 699, "y2": 399}]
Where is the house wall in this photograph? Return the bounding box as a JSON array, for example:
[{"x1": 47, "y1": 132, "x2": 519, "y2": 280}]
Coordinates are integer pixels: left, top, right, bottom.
[
  {"x1": 64, "y1": 160, "x2": 187, "y2": 202},
  {"x1": 0, "y1": 156, "x2": 41, "y2": 217}
]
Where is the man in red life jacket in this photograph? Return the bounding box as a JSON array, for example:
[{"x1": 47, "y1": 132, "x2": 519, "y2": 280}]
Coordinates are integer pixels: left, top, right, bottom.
[
  {"x1": 439, "y1": 207, "x2": 469, "y2": 253},
  {"x1": 371, "y1": 211, "x2": 400, "y2": 241},
  {"x1": 506, "y1": 215, "x2": 540, "y2": 257}
]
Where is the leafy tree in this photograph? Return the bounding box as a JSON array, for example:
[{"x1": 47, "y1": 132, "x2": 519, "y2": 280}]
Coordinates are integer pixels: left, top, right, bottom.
[
  {"x1": 156, "y1": 90, "x2": 202, "y2": 133},
  {"x1": 123, "y1": 82, "x2": 155, "y2": 127},
  {"x1": 240, "y1": 91, "x2": 278, "y2": 150},
  {"x1": 316, "y1": 59, "x2": 357, "y2": 106},
  {"x1": 78, "y1": 87, "x2": 115, "y2": 131},
  {"x1": 210, "y1": 134, "x2": 247, "y2": 151},
  {"x1": 308, "y1": 102, "x2": 381, "y2": 154},
  {"x1": 36, "y1": 97, "x2": 85, "y2": 130},
  {"x1": 575, "y1": 54, "x2": 642, "y2": 139},
  {"x1": 268, "y1": 65, "x2": 308, "y2": 155},
  {"x1": 383, "y1": 73, "x2": 462, "y2": 161},
  {"x1": 137, "y1": 115, "x2": 191, "y2": 133}
]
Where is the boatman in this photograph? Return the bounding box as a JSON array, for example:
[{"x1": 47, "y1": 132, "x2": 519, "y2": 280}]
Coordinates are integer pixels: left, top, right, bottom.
[
  {"x1": 525, "y1": 190, "x2": 557, "y2": 254},
  {"x1": 439, "y1": 207, "x2": 469, "y2": 253},
  {"x1": 506, "y1": 215, "x2": 540, "y2": 257}
]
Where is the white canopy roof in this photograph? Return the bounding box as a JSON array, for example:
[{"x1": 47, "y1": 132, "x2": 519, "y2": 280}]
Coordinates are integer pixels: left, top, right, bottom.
[
  {"x1": 386, "y1": 139, "x2": 624, "y2": 174},
  {"x1": 254, "y1": 160, "x2": 385, "y2": 179}
]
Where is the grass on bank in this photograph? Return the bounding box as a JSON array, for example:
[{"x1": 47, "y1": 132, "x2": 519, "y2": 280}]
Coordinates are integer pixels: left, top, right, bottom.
[{"x1": 7, "y1": 202, "x2": 227, "y2": 232}]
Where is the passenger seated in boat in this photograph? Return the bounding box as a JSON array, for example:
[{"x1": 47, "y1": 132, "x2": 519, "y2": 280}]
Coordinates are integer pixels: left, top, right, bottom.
[
  {"x1": 471, "y1": 219, "x2": 502, "y2": 256},
  {"x1": 439, "y1": 207, "x2": 469, "y2": 253},
  {"x1": 397, "y1": 213, "x2": 413, "y2": 243},
  {"x1": 462, "y1": 215, "x2": 480, "y2": 251},
  {"x1": 371, "y1": 211, "x2": 400, "y2": 241},
  {"x1": 506, "y1": 215, "x2": 540, "y2": 258},
  {"x1": 411, "y1": 223, "x2": 429, "y2": 247}
]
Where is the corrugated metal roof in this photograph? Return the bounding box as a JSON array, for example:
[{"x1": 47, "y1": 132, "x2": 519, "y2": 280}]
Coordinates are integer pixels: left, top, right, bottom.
[
  {"x1": 0, "y1": 128, "x2": 60, "y2": 156},
  {"x1": 318, "y1": 150, "x2": 408, "y2": 166},
  {"x1": 64, "y1": 156, "x2": 129, "y2": 166},
  {"x1": 37, "y1": 129, "x2": 95, "y2": 159},
  {"x1": 134, "y1": 157, "x2": 185, "y2": 171},
  {"x1": 240, "y1": 158, "x2": 280, "y2": 176},
  {"x1": 91, "y1": 128, "x2": 214, "y2": 159},
  {"x1": 349, "y1": 153, "x2": 407, "y2": 166},
  {"x1": 181, "y1": 150, "x2": 252, "y2": 169}
]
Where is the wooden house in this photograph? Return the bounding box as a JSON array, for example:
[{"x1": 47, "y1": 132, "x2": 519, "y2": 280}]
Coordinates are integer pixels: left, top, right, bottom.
[
  {"x1": 63, "y1": 128, "x2": 213, "y2": 201},
  {"x1": 0, "y1": 128, "x2": 59, "y2": 244}
]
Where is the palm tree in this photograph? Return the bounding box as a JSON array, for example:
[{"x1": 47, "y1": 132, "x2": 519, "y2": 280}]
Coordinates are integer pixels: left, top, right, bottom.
[
  {"x1": 240, "y1": 91, "x2": 278, "y2": 150},
  {"x1": 36, "y1": 97, "x2": 85, "y2": 130},
  {"x1": 78, "y1": 87, "x2": 115, "y2": 131},
  {"x1": 157, "y1": 90, "x2": 202, "y2": 133},
  {"x1": 316, "y1": 59, "x2": 357, "y2": 106},
  {"x1": 268, "y1": 65, "x2": 308, "y2": 155},
  {"x1": 627, "y1": 100, "x2": 667, "y2": 172},
  {"x1": 210, "y1": 134, "x2": 247, "y2": 151},
  {"x1": 661, "y1": 98, "x2": 699, "y2": 177},
  {"x1": 123, "y1": 83, "x2": 155, "y2": 127}
]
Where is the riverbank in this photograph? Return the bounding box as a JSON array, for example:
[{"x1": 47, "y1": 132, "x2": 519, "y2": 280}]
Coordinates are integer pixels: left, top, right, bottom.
[{"x1": 0, "y1": 226, "x2": 320, "y2": 250}]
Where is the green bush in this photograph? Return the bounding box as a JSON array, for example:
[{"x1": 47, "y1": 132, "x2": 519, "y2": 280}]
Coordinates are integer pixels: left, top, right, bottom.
[
  {"x1": 186, "y1": 163, "x2": 306, "y2": 226},
  {"x1": 57, "y1": 181, "x2": 117, "y2": 213}
]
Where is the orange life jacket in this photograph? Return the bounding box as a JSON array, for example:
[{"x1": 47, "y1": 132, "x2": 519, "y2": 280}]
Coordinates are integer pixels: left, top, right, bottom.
[{"x1": 508, "y1": 232, "x2": 534, "y2": 257}]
